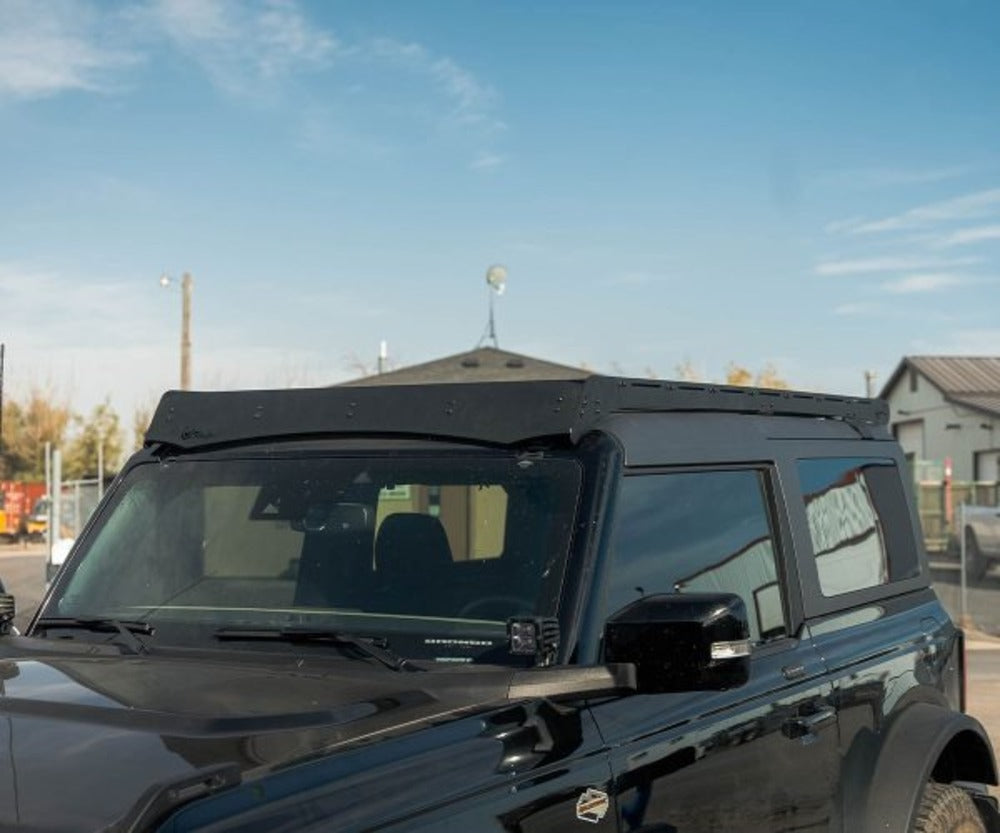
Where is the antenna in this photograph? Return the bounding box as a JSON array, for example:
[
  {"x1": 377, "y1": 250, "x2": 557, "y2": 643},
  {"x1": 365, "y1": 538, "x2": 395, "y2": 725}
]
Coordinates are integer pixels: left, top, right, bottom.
[
  {"x1": 864, "y1": 369, "x2": 877, "y2": 398},
  {"x1": 478, "y1": 264, "x2": 508, "y2": 348}
]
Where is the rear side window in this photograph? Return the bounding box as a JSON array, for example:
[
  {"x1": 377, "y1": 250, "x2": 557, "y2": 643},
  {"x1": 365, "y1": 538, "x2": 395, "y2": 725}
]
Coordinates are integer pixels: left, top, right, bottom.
[
  {"x1": 607, "y1": 469, "x2": 787, "y2": 644},
  {"x1": 797, "y1": 457, "x2": 918, "y2": 597}
]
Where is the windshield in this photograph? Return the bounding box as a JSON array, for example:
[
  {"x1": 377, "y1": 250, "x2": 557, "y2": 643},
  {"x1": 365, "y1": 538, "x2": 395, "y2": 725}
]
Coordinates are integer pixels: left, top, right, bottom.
[{"x1": 42, "y1": 448, "x2": 583, "y2": 665}]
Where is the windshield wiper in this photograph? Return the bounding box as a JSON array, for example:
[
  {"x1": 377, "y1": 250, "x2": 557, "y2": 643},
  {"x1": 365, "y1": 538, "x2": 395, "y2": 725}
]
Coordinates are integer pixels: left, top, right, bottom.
[
  {"x1": 213, "y1": 627, "x2": 412, "y2": 672},
  {"x1": 34, "y1": 617, "x2": 153, "y2": 656}
]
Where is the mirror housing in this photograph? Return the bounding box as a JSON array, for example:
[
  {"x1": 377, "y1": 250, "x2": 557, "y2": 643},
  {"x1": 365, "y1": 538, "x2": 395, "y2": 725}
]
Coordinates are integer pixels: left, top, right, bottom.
[{"x1": 603, "y1": 592, "x2": 751, "y2": 694}]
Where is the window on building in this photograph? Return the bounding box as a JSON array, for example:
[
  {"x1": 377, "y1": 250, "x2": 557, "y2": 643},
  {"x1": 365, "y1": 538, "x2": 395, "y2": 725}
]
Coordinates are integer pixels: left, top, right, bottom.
[
  {"x1": 974, "y1": 450, "x2": 1000, "y2": 484},
  {"x1": 909, "y1": 368, "x2": 918, "y2": 392},
  {"x1": 607, "y1": 469, "x2": 787, "y2": 644}
]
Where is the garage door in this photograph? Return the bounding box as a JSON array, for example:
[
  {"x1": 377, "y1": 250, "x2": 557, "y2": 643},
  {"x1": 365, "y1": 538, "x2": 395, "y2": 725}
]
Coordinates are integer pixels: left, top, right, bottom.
[{"x1": 894, "y1": 420, "x2": 925, "y2": 460}]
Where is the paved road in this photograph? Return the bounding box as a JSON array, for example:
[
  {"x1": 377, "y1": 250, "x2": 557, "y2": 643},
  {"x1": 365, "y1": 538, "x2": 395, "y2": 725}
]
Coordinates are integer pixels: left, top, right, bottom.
[
  {"x1": 965, "y1": 644, "x2": 1000, "y2": 797},
  {"x1": 0, "y1": 544, "x2": 49, "y2": 631},
  {"x1": 931, "y1": 561, "x2": 1000, "y2": 636}
]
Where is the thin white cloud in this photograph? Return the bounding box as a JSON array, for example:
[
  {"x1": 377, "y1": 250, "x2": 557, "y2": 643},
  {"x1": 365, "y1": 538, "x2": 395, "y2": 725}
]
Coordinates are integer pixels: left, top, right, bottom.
[
  {"x1": 819, "y1": 165, "x2": 971, "y2": 190},
  {"x1": 0, "y1": 0, "x2": 138, "y2": 99},
  {"x1": 911, "y1": 329, "x2": 1000, "y2": 355},
  {"x1": 815, "y1": 255, "x2": 982, "y2": 276},
  {"x1": 1, "y1": 1, "x2": 507, "y2": 166},
  {"x1": 932, "y1": 224, "x2": 1000, "y2": 248},
  {"x1": 470, "y1": 152, "x2": 504, "y2": 171},
  {"x1": 824, "y1": 216, "x2": 866, "y2": 234},
  {"x1": 0, "y1": 263, "x2": 378, "y2": 420},
  {"x1": 835, "y1": 188, "x2": 1000, "y2": 235},
  {"x1": 149, "y1": 0, "x2": 338, "y2": 95},
  {"x1": 367, "y1": 37, "x2": 502, "y2": 132},
  {"x1": 880, "y1": 272, "x2": 968, "y2": 294},
  {"x1": 0, "y1": 263, "x2": 176, "y2": 417}
]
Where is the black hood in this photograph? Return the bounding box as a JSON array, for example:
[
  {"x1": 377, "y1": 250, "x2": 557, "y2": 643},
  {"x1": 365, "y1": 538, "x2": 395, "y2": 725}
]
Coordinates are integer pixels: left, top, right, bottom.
[{"x1": 0, "y1": 637, "x2": 521, "y2": 832}]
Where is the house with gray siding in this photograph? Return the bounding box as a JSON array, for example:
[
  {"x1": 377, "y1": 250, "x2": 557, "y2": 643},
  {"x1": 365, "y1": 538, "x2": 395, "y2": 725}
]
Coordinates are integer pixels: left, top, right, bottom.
[{"x1": 880, "y1": 356, "x2": 1000, "y2": 483}]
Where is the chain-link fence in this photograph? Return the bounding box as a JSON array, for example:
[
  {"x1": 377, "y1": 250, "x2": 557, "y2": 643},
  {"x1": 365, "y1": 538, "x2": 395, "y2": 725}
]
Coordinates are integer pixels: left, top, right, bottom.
[
  {"x1": 926, "y1": 499, "x2": 1000, "y2": 637},
  {"x1": 55, "y1": 479, "x2": 102, "y2": 539},
  {"x1": 916, "y1": 479, "x2": 1000, "y2": 554}
]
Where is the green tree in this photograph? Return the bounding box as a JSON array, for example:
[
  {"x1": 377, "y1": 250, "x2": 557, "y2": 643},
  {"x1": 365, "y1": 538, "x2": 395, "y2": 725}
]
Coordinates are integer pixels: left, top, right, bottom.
[{"x1": 63, "y1": 400, "x2": 123, "y2": 481}]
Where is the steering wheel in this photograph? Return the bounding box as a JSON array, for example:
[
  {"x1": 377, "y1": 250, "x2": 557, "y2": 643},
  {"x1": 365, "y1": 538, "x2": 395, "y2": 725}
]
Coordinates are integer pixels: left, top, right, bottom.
[{"x1": 457, "y1": 596, "x2": 534, "y2": 619}]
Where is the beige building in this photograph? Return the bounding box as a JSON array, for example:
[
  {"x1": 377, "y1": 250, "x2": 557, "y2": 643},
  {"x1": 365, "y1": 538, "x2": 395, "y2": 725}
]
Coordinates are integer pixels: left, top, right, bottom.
[{"x1": 880, "y1": 356, "x2": 1000, "y2": 483}]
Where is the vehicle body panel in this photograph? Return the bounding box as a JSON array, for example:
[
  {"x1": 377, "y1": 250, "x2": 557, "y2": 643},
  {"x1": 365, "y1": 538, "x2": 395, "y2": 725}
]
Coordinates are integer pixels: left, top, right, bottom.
[
  {"x1": 596, "y1": 638, "x2": 839, "y2": 832},
  {"x1": 0, "y1": 377, "x2": 992, "y2": 832}
]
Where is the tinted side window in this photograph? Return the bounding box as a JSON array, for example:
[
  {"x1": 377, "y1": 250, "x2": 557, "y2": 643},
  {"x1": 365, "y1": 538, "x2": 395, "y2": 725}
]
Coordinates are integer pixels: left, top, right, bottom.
[
  {"x1": 607, "y1": 470, "x2": 786, "y2": 643},
  {"x1": 797, "y1": 457, "x2": 918, "y2": 597}
]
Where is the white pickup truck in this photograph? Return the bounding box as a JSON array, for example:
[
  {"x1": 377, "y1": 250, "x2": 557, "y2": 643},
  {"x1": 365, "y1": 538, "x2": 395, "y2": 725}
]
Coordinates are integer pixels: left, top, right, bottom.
[{"x1": 961, "y1": 504, "x2": 1000, "y2": 580}]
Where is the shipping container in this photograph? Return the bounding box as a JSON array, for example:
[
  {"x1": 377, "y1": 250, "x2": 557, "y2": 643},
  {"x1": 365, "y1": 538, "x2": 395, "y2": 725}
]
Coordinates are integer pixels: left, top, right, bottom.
[{"x1": 0, "y1": 482, "x2": 47, "y2": 541}]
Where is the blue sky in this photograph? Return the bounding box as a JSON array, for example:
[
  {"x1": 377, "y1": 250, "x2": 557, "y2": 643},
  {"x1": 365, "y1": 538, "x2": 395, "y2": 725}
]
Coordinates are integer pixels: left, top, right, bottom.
[{"x1": 2, "y1": 0, "x2": 999, "y2": 424}]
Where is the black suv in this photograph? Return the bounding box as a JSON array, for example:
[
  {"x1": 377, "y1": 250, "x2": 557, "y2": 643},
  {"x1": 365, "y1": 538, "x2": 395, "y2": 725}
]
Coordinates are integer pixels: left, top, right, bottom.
[{"x1": 2, "y1": 376, "x2": 997, "y2": 832}]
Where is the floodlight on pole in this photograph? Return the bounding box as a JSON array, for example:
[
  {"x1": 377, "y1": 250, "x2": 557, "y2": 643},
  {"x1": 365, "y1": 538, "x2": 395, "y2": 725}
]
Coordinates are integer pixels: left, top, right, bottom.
[
  {"x1": 479, "y1": 264, "x2": 508, "y2": 348},
  {"x1": 160, "y1": 272, "x2": 194, "y2": 390}
]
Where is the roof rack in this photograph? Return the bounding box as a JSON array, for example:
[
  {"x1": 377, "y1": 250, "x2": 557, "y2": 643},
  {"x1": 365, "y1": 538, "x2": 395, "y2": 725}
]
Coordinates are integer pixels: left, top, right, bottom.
[{"x1": 145, "y1": 376, "x2": 888, "y2": 450}]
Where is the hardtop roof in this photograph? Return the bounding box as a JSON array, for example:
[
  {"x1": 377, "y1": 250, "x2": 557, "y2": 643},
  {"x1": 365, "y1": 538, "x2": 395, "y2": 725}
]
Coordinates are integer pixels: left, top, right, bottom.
[{"x1": 145, "y1": 376, "x2": 888, "y2": 450}]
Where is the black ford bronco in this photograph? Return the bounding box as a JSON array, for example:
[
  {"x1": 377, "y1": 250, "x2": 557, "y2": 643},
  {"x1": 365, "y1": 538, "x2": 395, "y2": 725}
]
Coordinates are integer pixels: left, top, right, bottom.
[{"x1": 1, "y1": 376, "x2": 996, "y2": 832}]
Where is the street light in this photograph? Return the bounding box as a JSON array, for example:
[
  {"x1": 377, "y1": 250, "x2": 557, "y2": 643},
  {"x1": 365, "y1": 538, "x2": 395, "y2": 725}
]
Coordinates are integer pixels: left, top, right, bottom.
[{"x1": 159, "y1": 272, "x2": 194, "y2": 390}]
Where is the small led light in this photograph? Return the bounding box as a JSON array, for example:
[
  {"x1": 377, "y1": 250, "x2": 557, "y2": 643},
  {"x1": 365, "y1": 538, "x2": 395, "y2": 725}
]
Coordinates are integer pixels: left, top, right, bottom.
[
  {"x1": 507, "y1": 617, "x2": 560, "y2": 664},
  {"x1": 508, "y1": 620, "x2": 539, "y2": 655}
]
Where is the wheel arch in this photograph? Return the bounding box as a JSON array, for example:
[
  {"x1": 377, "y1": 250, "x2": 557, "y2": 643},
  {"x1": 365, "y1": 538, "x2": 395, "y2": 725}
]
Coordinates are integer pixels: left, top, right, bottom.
[
  {"x1": 930, "y1": 728, "x2": 997, "y2": 786},
  {"x1": 847, "y1": 703, "x2": 998, "y2": 833}
]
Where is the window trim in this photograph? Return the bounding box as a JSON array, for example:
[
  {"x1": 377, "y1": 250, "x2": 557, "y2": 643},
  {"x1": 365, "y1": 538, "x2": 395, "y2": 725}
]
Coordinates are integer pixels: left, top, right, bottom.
[
  {"x1": 777, "y1": 441, "x2": 929, "y2": 620},
  {"x1": 601, "y1": 463, "x2": 800, "y2": 649}
]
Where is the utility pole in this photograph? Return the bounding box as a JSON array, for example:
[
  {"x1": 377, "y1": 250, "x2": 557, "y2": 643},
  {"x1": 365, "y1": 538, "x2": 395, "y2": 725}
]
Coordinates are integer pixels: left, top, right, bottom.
[
  {"x1": 161, "y1": 272, "x2": 194, "y2": 390},
  {"x1": 181, "y1": 272, "x2": 193, "y2": 390},
  {"x1": 97, "y1": 433, "x2": 104, "y2": 501},
  {"x1": 864, "y1": 370, "x2": 877, "y2": 398}
]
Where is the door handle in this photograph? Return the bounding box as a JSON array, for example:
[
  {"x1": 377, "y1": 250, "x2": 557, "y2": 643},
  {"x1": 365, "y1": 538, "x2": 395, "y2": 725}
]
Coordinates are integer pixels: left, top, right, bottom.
[{"x1": 782, "y1": 706, "x2": 836, "y2": 742}]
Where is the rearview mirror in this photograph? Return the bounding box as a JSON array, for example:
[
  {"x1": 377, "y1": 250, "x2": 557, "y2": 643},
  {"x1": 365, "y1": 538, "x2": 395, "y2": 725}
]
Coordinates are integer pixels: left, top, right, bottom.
[{"x1": 603, "y1": 593, "x2": 751, "y2": 694}]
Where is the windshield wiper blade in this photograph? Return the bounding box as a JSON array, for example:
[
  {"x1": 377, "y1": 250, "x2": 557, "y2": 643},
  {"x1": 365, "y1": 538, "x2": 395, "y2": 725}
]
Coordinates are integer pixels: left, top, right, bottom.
[
  {"x1": 34, "y1": 617, "x2": 153, "y2": 656},
  {"x1": 213, "y1": 627, "x2": 412, "y2": 671}
]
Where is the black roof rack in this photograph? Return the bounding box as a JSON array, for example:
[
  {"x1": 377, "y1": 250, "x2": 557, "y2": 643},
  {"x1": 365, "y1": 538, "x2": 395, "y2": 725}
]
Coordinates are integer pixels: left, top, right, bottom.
[{"x1": 145, "y1": 376, "x2": 889, "y2": 450}]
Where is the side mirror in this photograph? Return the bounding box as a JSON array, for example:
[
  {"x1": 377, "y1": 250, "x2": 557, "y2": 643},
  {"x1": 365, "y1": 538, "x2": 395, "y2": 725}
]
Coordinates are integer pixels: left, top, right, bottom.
[{"x1": 603, "y1": 592, "x2": 751, "y2": 694}]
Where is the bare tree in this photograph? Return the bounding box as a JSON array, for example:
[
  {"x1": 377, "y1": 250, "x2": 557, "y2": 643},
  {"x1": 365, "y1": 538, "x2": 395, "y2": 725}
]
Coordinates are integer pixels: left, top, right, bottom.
[{"x1": 0, "y1": 387, "x2": 73, "y2": 480}]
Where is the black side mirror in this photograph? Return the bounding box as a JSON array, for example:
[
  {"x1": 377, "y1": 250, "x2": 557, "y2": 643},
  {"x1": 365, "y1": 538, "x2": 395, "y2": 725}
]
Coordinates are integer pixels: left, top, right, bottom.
[{"x1": 603, "y1": 592, "x2": 751, "y2": 694}]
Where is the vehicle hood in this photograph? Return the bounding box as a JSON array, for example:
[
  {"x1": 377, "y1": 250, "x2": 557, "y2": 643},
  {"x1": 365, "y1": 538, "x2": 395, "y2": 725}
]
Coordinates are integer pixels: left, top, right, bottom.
[{"x1": 0, "y1": 637, "x2": 520, "y2": 832}]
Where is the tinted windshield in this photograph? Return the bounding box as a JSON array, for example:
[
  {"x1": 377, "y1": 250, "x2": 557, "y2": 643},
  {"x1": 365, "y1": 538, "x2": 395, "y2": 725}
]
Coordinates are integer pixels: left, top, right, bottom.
[{"x1": 43, "y1": 448, "x2": 583, "y2": 664}]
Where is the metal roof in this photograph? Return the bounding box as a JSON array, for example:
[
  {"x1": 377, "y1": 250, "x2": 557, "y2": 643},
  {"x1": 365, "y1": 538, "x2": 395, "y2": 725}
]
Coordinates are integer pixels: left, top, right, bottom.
[{"x1": 882, "y1": 356, "x2": 1000, "y2": 418}]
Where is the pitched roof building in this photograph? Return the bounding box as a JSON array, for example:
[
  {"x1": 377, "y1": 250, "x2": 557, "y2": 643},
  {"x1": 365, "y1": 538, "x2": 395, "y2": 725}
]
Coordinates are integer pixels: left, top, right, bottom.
[
  {"x1": 341, "y1": 346, "x2": 590, "y2": 386},
  {"x1": 880, "y1": 356, "x2": 1000, "y2": 482}
]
